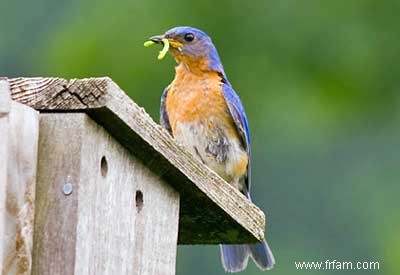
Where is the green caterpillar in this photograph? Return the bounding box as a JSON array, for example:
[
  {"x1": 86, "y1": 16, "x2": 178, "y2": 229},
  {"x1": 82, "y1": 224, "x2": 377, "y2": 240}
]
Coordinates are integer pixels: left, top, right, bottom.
[{"x1": 144, "y1": 38, "x2": 170, "y2": 60}]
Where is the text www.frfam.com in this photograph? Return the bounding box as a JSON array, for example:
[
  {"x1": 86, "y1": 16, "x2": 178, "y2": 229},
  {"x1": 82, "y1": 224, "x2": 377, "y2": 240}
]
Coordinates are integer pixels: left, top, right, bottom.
[{"x1": 295, "y1": 260, "x2": 380, "y2": 270}]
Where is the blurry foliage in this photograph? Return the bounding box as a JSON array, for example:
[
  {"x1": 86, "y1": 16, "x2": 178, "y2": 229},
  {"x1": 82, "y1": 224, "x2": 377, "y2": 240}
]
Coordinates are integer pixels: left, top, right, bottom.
[{"x1": 1, "y1": 0, "x2": 399, "y2": 274}]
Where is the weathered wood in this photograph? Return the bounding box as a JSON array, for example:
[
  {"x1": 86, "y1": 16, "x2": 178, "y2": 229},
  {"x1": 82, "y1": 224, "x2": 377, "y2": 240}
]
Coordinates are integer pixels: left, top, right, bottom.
[
  {"x1": 32, "y1": 114, "x2": 83, "y2": 275},
  {"x1": 0, "y1": 79, "x2": 11, "y2": 116},
  {"x1": 0, "y1": 78, "x2": 39, "y2": 275},
  {"x1": 9, "y1": 77, "x2": 266, "y2": 244},
  {"x1": 0, "y1": 79, "x2": 10, "y2": 274},
  {"x1": 0, "y1": 124, "x2": 6, "y2": 274},
  {"x1": 33, "y1": 113, "x2": 179, "y2": 275}
]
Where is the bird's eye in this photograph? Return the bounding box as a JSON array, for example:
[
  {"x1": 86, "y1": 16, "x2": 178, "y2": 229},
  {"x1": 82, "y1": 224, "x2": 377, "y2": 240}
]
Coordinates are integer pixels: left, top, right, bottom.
[{"x1": 184, "y1": 33, "x2": 195, "y2": 42}]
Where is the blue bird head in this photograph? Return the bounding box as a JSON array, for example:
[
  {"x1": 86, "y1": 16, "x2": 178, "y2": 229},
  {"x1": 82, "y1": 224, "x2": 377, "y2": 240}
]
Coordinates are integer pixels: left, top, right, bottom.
[{"x1": 149, "y1": 26, "x2": 225, "y2": 75}]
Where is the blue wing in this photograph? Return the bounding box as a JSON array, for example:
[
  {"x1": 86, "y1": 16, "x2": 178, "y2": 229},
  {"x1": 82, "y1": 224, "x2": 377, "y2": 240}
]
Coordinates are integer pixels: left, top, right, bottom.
[
  {"x1": 222, "y1": 83, "x2": 252, "y2": 194},
  {"x1": 160, "y1": 85, "x2": 172, "y2": 134}
]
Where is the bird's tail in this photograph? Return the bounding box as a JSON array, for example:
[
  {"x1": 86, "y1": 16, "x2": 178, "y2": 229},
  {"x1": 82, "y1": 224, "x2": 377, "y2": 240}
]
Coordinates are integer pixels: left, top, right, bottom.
[{"x1": 220, "y1": 240, "x2": 275, "y2": 272}]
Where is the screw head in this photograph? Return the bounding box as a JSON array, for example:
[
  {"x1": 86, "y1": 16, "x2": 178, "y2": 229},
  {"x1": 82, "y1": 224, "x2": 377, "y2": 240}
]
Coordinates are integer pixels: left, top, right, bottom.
[{"x1": 62, "y1": 177, "x2": 73, "y2": 196}]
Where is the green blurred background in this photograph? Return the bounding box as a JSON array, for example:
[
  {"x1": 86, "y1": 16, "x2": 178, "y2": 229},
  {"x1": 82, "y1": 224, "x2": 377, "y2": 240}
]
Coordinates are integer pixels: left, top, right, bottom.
[{"x1": 1, "y1": 0, "x2": 399, "y2": 274}]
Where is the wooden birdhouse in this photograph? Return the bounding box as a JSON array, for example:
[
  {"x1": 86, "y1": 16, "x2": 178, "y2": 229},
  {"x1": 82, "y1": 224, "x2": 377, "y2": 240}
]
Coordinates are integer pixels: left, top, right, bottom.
[{"x1": 0, "y1": 77, "x2": 266, "y2": 275}]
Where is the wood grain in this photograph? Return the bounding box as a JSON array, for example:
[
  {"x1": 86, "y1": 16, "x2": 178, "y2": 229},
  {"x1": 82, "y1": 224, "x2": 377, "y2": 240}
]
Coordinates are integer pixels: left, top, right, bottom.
[
  {"x1": 0, "y1": 126, "x2": 6, "y2": 275},
  {"x1": 0, "y1": 79, "x2": 10, "y2": 274},
  {"x1": 32, "y1": 114, "x2": 83, "y2": 275},
  {"x1": 0, "y1": 79, "x2": 11, "y2": 116},
  {"x1": 0, "y1": 78, "x2": 39, "y2": 275},
  {"x1": 9, "y1": 77, "x2": 266, "y2": 244},
  {"x1": 33, "y1": 114, "x2": 179, "y2": 275}
]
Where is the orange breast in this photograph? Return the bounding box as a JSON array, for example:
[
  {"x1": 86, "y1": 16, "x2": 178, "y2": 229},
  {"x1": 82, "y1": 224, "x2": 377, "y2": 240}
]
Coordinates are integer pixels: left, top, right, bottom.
[
  {"x1": 165, "y1": 65, "x2": 249, "y2": 182},
  {"x1": 166, "y1": 66, "x2": 236, "y2": 136}
]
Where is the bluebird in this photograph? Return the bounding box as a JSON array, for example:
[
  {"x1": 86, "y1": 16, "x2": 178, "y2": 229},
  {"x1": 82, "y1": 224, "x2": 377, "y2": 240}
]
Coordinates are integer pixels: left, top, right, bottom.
[{"x1": 148, "y1": 26, "x2": 275, "y2": 273}]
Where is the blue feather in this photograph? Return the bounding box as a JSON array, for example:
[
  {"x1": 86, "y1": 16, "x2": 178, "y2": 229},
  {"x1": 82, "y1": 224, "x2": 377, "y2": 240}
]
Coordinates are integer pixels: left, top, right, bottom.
[
  {"x1": 222, "y1": 83, "x2": 252, "y2": 193},
  {"x1": 220, "y1": 241, "x2": 275, "y2": 273},
  {"x1": 160, "y1": 85, "x2": 172, "y2": 134}
]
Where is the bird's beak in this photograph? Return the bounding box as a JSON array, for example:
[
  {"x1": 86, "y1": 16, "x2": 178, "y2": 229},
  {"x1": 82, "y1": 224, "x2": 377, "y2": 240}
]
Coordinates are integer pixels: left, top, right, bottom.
[
  {"x1": 149, "y1": 35, "x2": 184, "y2": 49},
  {"x1": 149, "y1": 35, "x2": 164, "y2": 44}
]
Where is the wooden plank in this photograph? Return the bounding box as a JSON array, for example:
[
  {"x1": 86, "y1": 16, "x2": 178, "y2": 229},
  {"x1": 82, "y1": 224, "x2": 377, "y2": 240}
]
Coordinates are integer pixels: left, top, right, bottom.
[
  {"x1": 9, "y1": 77, "x2": 266, "y2": 244},
  {"x1": 0, "y1": 78, "x2": 11, "y2": 116},
  {"x1": 32, "y1": 114, "x2": 83, "y2": 275},
  {"x1": 0, "y1": 79, "x2": 10, "y2": 274},
  {"x1": 33, "y1": 113, "x2": 179, "y2": 275},
  {"x1": 0, "y1": 78, "x2": 39, "y2": 275},
  {"x1": 0, "y1": 122, "x2": 7, "y2": 275}
]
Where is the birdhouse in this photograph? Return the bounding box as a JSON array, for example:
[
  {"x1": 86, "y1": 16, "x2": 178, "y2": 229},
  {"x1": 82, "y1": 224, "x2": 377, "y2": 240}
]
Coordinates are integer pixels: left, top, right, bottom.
[{"x1": 0, "y1": 77, "x2": 266, "y2": 275}]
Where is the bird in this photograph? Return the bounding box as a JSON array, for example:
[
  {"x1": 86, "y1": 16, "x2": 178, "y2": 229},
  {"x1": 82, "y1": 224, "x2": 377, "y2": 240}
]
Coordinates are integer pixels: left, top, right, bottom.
[{"x1": 148, "y1": 26, "x2": 275, "y2": 273}]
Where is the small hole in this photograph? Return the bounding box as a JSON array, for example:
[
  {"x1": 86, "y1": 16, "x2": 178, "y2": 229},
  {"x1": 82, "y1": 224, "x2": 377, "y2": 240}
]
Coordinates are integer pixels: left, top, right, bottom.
[
  {"x1": 100, "y1": 156, "x2": 108, "y2": 177},
  {"x1": 135, "y1": 190, "x2": 143, "y2": 212}
]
